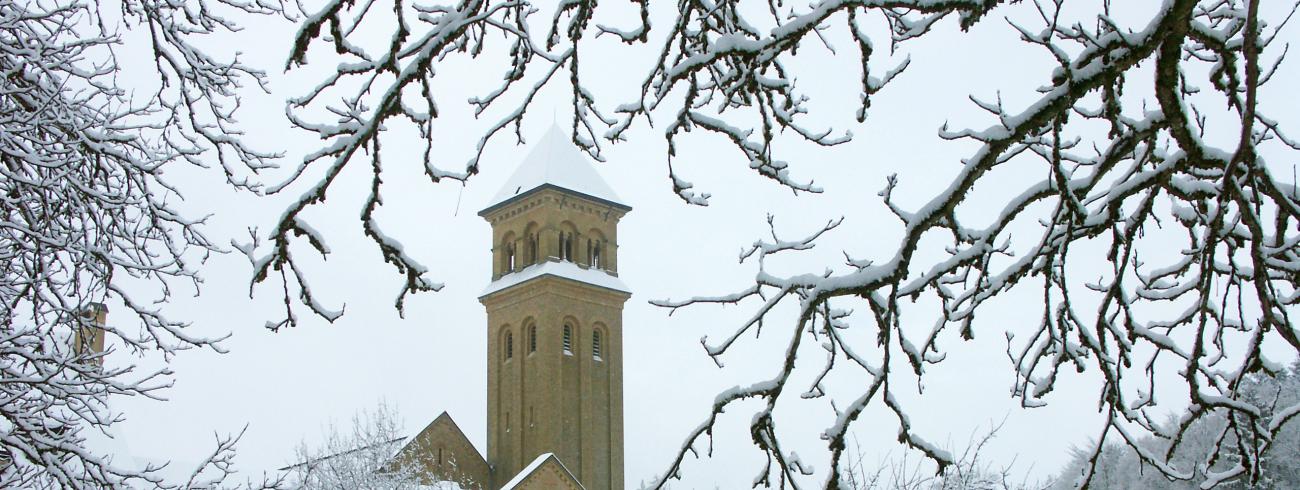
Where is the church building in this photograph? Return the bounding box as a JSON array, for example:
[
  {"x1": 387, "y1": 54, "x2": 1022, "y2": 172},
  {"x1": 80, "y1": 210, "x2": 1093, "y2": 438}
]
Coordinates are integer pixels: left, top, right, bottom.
[{"x1": 389, "y1": 126, "x2": 631, "y2": 490}]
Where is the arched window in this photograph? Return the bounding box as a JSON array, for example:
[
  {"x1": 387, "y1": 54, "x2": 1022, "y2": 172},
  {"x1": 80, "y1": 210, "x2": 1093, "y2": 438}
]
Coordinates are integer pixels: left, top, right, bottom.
[
  {"x1": 505, "y1": 331, "x2": 513, "y2": 361},
  {"x1": 528, "y1": 324, "x2": 537, "y2": 353},
  {"x1": 593, "y1": 330, "x2": 603, "y2": 361},
  {"x1": 562, "y1": 323, "x2": 573, "y2": 355},
  {"x1": 592, "y1": 241, "x2": 602, "y2": 269},
  {"x1": 505, "y1": 243, "x2": 516, "y2": 271}
]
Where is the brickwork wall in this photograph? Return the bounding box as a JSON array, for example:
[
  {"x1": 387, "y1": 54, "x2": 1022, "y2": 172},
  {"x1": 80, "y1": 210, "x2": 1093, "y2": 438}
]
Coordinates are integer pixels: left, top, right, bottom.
[{"x1": 389, "y1": 413, "x2": 490, "y2": 489}]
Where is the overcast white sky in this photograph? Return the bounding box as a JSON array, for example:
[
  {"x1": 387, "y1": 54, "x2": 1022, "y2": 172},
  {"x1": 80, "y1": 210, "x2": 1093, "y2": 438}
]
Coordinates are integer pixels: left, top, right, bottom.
[{"x1": 89, "y1": 1, "x2": 1300, "y2": 488}]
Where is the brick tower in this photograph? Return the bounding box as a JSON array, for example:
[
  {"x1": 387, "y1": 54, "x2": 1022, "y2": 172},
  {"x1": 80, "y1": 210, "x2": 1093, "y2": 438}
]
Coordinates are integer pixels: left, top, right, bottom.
[{"x1": 478, "y1": 125, "x2": 630, "y2": 490}]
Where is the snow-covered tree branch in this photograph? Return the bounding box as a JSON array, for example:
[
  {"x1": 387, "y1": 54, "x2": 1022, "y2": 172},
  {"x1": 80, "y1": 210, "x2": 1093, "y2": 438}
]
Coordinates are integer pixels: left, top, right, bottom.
[
  {"x1": 1050, "y1": 362, "x2": 1300, "y2": 489},
  {"x1": 842, "y1": 419, "x2": 1049, "y2": 490},
  {"x1": 274, "y1": 0, "x2": 1300, "y2": 488},
  {"x1": 1, "y1": 0, "x2": 282, "y2": 485},
  {"x1": 650, "y1": 1, "x2": 1300, "y2": 488}
]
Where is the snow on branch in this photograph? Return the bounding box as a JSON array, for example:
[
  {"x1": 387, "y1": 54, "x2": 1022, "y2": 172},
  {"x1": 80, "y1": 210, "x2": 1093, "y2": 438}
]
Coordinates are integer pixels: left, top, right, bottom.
[
  {"x1": 264, "y1": 0, "x2": 1300, "y2": 487},
  {"x1": 265, "y1": 0, "x2": 597, "y2": 328},
  {"x1": 1, "y1": 0, "x2": 287, "y2": 485},
  {"x1": 645, "y1": 0, "x2": 1300, "y2": 488}
]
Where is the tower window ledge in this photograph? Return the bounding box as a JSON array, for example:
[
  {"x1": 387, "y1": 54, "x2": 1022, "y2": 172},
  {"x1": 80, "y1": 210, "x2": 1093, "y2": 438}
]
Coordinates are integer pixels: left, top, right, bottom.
[{"x1": 482, "y1": 260, "x2": 631, "y2": 296}]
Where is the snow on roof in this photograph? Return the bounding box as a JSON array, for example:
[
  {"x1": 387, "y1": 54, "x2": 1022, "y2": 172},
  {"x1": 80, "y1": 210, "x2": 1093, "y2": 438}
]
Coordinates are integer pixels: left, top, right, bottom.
[
  {"x1": 480, "y1": 260, "x2": 630, "y2": 298},
  {"x1": 480, "y1": 124, "x2": 629, "y2": 215},
  {"x1": 498, "y1": 453, "x2": 584, "y2": 490}
]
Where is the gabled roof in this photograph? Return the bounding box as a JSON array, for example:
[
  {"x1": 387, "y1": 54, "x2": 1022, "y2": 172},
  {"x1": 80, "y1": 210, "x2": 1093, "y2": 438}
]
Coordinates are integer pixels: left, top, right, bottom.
[
  {"x1": 480, "y1": 260, "x2": 630, "y2": 299},
  {"x1": 499, "y1": 453, "x2": 585, "y2": 490},
  {"x1": 392, "y1": 412, "x2": 480, "y2": 460},
  {"x1": 387, "y1": 411, "x2": 490, "y2": 489},
  {"x1": 479, "y1": 125, "x2": 629, "y2": 215}
]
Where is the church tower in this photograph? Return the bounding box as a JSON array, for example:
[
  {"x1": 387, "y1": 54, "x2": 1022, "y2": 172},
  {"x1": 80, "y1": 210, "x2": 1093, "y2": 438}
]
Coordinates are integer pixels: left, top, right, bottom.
[{"x1": 478, "y1": 126, "x2": 630, "y2": 490}]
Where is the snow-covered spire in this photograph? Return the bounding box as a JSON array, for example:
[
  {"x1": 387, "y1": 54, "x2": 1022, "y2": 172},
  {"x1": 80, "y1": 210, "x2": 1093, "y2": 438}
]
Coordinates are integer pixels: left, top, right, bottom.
[{"x1": 479, "y1": 124, "x2": 630, "y2": 215}]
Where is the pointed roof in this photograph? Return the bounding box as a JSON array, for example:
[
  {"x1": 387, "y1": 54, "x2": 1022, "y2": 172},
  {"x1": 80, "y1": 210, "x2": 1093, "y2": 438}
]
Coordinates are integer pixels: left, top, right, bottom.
[
  {"x1": 391, "y1": 412, "x2": 480, "y2": 460},
  {"x1": 386, "y1": 411, "x2": 490, "y2": 488},
  {"x1": 479, "y1": 125, "x2": 630, "y2": 216},
  {"x1": 499, "y1": 453, "x2": 585, "y2": 490}
]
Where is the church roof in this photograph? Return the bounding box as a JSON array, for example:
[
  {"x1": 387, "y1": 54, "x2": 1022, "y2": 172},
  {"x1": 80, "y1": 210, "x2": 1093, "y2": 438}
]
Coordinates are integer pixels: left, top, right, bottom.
[
  {"x1": 480, "y1": 260, "x2": 630, "y2": 299},
  {"x1": 498, "y1": 453, "x2": 585, "y2": 490},
  {"x1": 391, "y1": 411, "x2": 478, "y2": 460},
  {"x1": 479, "y1": 125, "x2": 630, "y2": 216}
]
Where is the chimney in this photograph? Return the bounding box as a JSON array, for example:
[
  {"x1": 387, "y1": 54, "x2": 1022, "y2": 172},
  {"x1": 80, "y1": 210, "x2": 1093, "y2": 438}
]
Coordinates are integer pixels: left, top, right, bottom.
[{"x1": 74, "y1": 303, "x2": 107, "y2": 366}]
